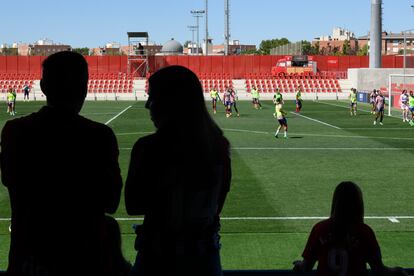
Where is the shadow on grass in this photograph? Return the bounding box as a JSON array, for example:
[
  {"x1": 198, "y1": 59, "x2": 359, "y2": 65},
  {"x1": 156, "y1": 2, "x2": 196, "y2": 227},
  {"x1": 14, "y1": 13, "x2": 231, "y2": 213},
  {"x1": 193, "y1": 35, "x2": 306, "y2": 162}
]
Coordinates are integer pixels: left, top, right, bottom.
[{"x1": 221, "y1": 151, "x2": 286, "y2": 233}]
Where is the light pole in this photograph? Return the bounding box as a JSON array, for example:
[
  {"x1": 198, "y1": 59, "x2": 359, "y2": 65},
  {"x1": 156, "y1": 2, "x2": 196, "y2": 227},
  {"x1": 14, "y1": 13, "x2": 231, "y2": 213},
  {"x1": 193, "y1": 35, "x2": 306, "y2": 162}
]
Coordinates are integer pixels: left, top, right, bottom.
[
  {"x1": 191, "y1": 10, "x2": 205, "y2": 55},
  {"x1": 402, "y1": 29, "x2": 414, "y2": 68},
  {"x1": 224, "y1": 0, "x2": 230, "y2": 56},
  {"x1": 402, "y1": 29, "x2": 414, "y2": 90},
  {"x1": 205, "y1": 0, "x2": 209, "y2": 56},
  {"x1": 187, "y1": 26, "x2": 197, "y2": 55}
]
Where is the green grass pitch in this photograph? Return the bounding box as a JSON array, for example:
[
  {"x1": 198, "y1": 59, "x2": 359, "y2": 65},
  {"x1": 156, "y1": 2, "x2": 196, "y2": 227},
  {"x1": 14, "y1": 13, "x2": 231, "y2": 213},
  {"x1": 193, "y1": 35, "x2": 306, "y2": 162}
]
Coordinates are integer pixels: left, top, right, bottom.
[{"x1": 0, "y1": 99, "x2": 413, "y2": 270}]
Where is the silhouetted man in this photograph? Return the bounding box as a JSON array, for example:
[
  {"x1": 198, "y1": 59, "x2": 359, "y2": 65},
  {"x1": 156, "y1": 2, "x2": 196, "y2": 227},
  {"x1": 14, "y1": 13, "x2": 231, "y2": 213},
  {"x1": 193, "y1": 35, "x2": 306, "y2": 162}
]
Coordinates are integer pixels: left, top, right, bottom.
[
  {"x1": 1, "y1": 51, "x2": 123, "y2": 276},
  {"x1": 137, "y1": 43, "x2": 144, "y2": 55}
]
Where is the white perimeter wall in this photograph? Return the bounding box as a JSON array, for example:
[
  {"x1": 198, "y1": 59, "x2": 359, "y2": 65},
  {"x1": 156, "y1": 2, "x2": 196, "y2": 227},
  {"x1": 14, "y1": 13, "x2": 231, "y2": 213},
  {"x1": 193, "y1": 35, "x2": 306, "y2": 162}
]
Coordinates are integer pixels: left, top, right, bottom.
[{"x1": 348, "y1": 68, "x2": 414, "y2": 91}]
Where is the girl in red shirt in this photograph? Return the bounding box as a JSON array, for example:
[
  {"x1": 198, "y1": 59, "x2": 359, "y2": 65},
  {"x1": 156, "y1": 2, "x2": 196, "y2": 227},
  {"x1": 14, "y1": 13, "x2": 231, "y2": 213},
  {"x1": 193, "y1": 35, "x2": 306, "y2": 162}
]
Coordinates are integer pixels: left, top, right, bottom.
[{"x1": 293, "y1": 181, "x2": 406, "y2": 276}]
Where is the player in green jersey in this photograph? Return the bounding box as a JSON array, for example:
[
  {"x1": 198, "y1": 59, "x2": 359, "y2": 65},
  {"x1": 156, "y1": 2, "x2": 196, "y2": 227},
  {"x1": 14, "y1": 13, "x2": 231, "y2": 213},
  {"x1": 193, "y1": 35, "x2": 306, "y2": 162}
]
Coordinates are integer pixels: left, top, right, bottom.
[
  {"x1": 210, "y1": 87, "x2": 220, "y2": 114},
  {"x1": 273, "y1": 99, "x2": 288, "y2": 138},
  {"x1": 409, "y1": 91, "x2": 414, "y2": 126},
  {"x1": 12, "y1": 86, "x2": 17, "y2": 115},
  {"x1": 251, "y1": 86, "x2": 262, "y2": 109},
  {"x1": 349, "y1": 88, "x2": 357, "y2": 116},
  {"x1": 295, "y1": 86, "x2": 303, "y2": 113},
  {"x1": 273, "y1": 88, "x2": 284, "y2": 105},
  {"x1": 6, "y1": 87, "x2": 16, "y2": 116}
]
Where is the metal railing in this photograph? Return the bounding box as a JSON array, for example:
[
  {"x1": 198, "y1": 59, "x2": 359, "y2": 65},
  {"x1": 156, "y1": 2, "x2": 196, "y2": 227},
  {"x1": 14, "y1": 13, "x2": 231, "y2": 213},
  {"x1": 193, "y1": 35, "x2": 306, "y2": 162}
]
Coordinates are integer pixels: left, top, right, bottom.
[{"x1": 0, "y1": 269, "x2": 412, "y2": 275}]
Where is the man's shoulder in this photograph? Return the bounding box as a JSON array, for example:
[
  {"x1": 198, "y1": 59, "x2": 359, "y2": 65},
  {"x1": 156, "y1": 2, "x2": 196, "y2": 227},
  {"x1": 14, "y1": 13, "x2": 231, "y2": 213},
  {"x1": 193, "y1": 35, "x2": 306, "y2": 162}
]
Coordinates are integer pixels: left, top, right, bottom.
[
  {"x1": 77, "y1": 115, "x2": 115, "y2": 136},
  {"x1": 312, "y1": 219, "x2": 332, "y2": 232},
  {"x1": 134, "y1": 133, "x2": 157, "y2": 147},
  {"x1": 131, "y1": 133, "x2": 158, "y2": 154},
  {"x1": 3, "y1": 111, "x2": 39, "y2": 130}
]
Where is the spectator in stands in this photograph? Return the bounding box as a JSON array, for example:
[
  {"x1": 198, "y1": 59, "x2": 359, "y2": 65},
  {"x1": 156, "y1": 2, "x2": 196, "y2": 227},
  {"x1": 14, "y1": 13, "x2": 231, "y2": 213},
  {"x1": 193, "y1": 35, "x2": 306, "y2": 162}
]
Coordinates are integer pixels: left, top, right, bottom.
[
  {"x1": 0, "y1": 51, "x2": 123, "y2": 276},
  {"x1": 125, "y1": 65, "x2": 231, "y2": 276},
  {"x1": 293, "y1": 181, "x2": 407, "y2": 276},
  {"x1": 138, "y1": 43, "x2": 144, "y2": 55},
  {"x1": 101, "y1": 216, "x2": 132, "y2": 276}
]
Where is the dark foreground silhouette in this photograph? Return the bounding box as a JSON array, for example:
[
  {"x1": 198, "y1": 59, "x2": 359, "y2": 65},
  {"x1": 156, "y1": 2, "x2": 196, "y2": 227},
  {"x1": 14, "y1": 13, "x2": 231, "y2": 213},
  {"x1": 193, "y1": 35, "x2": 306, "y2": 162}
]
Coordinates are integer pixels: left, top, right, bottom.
[
  {"x1": 1, "y1": 51, "x2": 123, "y2": 276},
  {"x1": 125, "y1": 65, "x2": 232, "y2": 276},
  {"x1": 293, "y1": 181, "x2": 407, "y2": 276}
]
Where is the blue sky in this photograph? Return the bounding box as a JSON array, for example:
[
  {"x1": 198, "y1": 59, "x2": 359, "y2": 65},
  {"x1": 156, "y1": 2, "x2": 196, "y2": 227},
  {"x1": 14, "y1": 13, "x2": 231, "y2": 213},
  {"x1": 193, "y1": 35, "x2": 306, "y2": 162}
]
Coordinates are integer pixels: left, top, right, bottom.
[{"x1": 2, "y1": 0, "x2": 414, "y2": 48}]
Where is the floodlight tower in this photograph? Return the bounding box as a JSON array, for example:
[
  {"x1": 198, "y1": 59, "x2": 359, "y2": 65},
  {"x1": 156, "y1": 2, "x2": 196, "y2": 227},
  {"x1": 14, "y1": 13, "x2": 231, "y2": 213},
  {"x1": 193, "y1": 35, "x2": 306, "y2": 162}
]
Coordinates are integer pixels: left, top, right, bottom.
[
  {"x1": 191, "y1": 10, "x2": 205, "y2": 55},
  {"x1": 205, "y1": 0, "x2": 209, "y2": 56},
  {"x1": 224, "y1": 0, "x2": 230, "y2": 55},
  {"x1": 369, "y1": 0, "x2": 382, "y2": 68},
  {"x1": 187, "y1": 26, "x2": 197, "y2": 55}
]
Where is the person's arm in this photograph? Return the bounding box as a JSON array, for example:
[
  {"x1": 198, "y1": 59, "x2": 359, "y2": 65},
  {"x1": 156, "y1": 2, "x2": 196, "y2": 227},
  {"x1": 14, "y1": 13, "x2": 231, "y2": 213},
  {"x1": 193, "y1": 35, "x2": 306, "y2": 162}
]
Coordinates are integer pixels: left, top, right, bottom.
[
  {"x1": 125, "y1": 139, "x2": 151, "y2": 215},
  {"x1": 101, "y1": 127, "x2": 123, "y2": 214},
  {"x1": 293, "y1": 223, "x2": 319, "y2": 272},
  {"x1": 217, "y1": 137, "x2": 231, "y2": 215},
  {"x1": 364, "y1": 226, "x2": 408, "y2": 276},
  {"x1": 0, "y1": 121, "x2": 18, "y2": 188},
  {"x1": 293, "y1": 259, "x2": 316, "y2": 273}
]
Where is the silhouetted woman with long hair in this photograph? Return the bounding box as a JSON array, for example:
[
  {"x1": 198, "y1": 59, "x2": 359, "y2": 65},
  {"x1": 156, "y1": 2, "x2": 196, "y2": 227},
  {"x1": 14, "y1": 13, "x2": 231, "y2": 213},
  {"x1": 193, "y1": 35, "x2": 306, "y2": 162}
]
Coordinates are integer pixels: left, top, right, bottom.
[
  {"x1": 293, "y1": 181, "x2": 406, "y2": 276},
  {"x1": 125, "y1": 65, "x2": 231, "y2": 276}
]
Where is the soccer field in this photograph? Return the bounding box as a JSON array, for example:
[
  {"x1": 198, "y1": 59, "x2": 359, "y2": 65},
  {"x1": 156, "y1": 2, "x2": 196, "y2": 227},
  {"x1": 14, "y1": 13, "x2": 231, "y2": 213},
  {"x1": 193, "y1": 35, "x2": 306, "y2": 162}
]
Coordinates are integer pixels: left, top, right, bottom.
[{"x1": 0, "y1": 100, "x2": 413, "y2": 270}]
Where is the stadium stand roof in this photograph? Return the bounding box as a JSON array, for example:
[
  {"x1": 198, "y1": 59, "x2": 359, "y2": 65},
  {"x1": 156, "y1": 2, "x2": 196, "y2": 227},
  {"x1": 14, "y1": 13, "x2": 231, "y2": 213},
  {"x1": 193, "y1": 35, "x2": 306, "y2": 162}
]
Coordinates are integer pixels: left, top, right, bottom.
[{"x1": 127, "y1": 32, "x2": 149, "y2": 38}]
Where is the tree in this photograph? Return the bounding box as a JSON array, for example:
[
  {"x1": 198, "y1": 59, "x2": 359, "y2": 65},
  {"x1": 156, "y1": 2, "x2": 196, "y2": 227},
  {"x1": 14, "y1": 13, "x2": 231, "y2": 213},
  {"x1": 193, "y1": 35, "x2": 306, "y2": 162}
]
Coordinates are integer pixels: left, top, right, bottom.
[
  {"x1": 357, "y1": 44, "x2": 369, "y2": 56},
  {"x1": 183, "y1": 40, "x2": 192, "y2": 48},
  {"x1": 72, "y1": 47, "x2": 90, "y2": 56},
  {"x1": 342, "y1": 40, "x2": 350, "y2": 55},
  {"x1": 301, "y1": 40, "x2": 312, "y2": 55},
  {"x1": 240, "y1": 49, "x2": 259, "y2": 55},
  {"x1": 340, "y1": 40, "x2": 357, "y2": 56},
  {"x1": 258, "y1": 38, "x2": 290, "y2": 55},
  {"x1": 332, "y1": 46, "x2": 341, "y2": 56},
  {"x1": 0, "y1": 47, "x2": 18, "y2": 56},
  {"x1": 312, "y1": 41, "x2": 320, "y2": 55},
  {"x1": 301, "y1": 40, "x2": 320, "y2": 55}
]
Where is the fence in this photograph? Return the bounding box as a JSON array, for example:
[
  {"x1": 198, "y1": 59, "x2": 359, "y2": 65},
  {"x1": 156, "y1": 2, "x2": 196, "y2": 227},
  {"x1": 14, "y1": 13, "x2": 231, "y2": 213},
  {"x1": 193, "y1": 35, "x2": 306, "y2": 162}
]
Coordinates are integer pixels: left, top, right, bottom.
[
  {"x1": 270, "y1": 42, "x2": 303, "y2": 55},
  {"x1": 0, "y1": 55, "x2": 413, "y2": 79}
]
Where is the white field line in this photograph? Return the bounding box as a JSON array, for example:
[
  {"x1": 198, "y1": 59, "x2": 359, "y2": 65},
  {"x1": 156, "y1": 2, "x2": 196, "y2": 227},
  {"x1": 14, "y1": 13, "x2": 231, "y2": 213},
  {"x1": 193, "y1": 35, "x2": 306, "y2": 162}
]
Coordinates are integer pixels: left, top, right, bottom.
[
  {"x1": 115, "y1": 129, "x2": 414, "y2": 143},
  {"x1": 220, "y1": 128, "x2": 414, "y2": 141},
  {"x1": 342, "y1": 128, "x2": 412, "y2": 130},
  {"x1": 222, "y1": 128, "x2": 270, "y2": 135},
  {"x1": 294, "y1": 133, "x2": 414, "y2": 141},
  {"x1": 317, "y1": 101, "x2": 402, "y2": 119},
  {"x1": 118, "y1": 216, "x2": 409, "y2": 224},
  {"x1": 1, "y1": 216, "x2": 412, "y2": 223},
  {"x1": 289, "y1": 112, "x2": 341, "y2": 130},
  {"x1": 116, "y1": 131, "x2": 154, "y2": 136},
  {"x1": 118, "y1": 147, "x2": 414, "y2": 151},
  {"x1": 105, "y1": 105, "x2": 132, "y2": 125},
  {"x1": 81, "y1": 112, "x2": 119, "y2": 116},
  {"x1": 230, "y1": 147, "x2": 414, "y2": 151}
]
